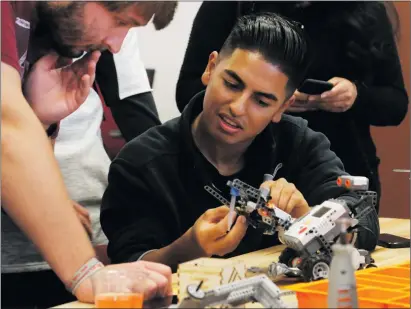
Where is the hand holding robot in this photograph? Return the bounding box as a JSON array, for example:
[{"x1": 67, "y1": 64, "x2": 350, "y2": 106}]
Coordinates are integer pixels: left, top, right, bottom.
[
  {"x1": 189, "y1": 205, "x2": 248, "y2": 258},
  {"x1": 205, "y1": 172, "x2": 377, "y2": 282}
]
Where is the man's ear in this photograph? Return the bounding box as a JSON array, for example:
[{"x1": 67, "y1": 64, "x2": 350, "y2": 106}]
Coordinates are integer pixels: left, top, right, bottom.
[
  {"x1": 201, "y1": 51, "x2": 219, "y2": 86},
  {"x1": 272, "y1": 94, "x2": 295, "y2": 123}
]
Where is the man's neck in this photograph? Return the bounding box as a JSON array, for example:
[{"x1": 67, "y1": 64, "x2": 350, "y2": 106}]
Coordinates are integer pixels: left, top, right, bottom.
[{"x1": 191, "y1": 113, "x2": 252, "y2": 176}]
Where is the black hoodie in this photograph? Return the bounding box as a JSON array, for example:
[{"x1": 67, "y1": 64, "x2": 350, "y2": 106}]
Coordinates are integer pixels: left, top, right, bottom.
[{"x1": 101, "y1": 91, "x2": 379, "y2": 265}]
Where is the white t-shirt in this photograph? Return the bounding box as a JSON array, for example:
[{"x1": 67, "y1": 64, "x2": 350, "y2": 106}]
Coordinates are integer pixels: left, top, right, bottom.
[{"x1": 114, "y1": 28, "x2": 152, "y2": 99}]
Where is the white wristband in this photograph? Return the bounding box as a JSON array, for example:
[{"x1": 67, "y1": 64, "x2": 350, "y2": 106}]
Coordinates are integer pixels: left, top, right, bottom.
[{"x1": 66, "y1": 257, "x2": 104, "y2": 295}]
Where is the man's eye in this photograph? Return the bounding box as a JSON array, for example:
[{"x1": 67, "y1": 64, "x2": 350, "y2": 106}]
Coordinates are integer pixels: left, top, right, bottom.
[
  {"x1": 116, "y1": 20, "x2": 128, "y2": 27},
  {"x1": 252, "y1": 94, "x2": 270, "y2": 107},
  {"x1": 258, "y1": 101, "x2": 269, "y2": 107},
  {"x1": 254, "y1": 97, "x2": 269, "y2": 107},
  {"x1": 223, "y1": 79, "x2": 241, "y2": 90}
]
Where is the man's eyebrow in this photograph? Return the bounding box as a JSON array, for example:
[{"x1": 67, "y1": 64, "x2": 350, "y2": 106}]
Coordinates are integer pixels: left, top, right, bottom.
[
  {"x1": 116, "y1": 15, "x2": 142, "y2": 27},
  {"x1": 224, "y1": 70, "x2": 244, "y2": 84},
  {"x1": 224, "y1": 69, "x2": 278, "y2": 101},
  {"x1": 255, "y1": 91, "x2": 278, "y2": 102},
  {"x1": 128, "y1": 17, "x2": 142, "y2": 26}
]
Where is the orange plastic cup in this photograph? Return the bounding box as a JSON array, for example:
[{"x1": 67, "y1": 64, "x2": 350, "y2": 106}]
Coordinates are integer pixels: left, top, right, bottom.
[
  {"x1": 95, "y1": 293, "x2": 144, "y2": 308},
  {"x1": 92, "y1": 269, "x2": 148, "y2": 308}
]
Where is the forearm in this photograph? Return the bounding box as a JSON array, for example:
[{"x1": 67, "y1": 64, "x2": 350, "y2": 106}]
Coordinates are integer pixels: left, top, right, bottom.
[
  {"x1": 25, "y1": 90, "x2": 59, "y2": 149},
  {"x1": 142, "y1": 227, "x2": 207, "y2": 270},
  {"x1": 111, "y1": 92, "x2": 161, "y2": 142},
  {"x1": 352, "y1": 84, "x2": 408, "y2": 126},
  {"x1": 2, "y1": 65, "x2": 95, "y2": 300},
  {"x1": 27, "y1": 95, "x2": 60, "y2": 149}
]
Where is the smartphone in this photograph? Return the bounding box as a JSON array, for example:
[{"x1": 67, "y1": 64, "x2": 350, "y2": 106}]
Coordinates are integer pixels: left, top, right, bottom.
[
  {"x1": 378, "y1": 233, "x2": 410, "y2": 249},
  {"x1": 298, "y1": 78, "x2": 334, "y2": 95}
]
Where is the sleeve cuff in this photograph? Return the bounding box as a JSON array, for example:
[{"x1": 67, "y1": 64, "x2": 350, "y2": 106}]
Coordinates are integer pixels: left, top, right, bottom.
[
  {"x1": 350, "y1": 81, "x2": 368, "y2": 114},
  {"x1": 46, "y1": 122, "x2": 60, "y2": 139},
  {"x1": 136, "y1": 249, "x2": 158, "y2": 261}
]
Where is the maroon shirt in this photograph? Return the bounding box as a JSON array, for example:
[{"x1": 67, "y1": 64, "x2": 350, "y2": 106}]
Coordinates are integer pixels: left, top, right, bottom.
[{"x1": 1, "y1": 1, "x2": 37, "y2": 79}]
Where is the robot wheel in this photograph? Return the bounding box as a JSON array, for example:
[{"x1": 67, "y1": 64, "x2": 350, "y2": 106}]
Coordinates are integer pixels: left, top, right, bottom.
[
  {"x1": 301, "y1": 254, "x2": 332, "y2": 282},
  {"x1": 279, "y1": 248, "x2": 299, "y2": 267}
]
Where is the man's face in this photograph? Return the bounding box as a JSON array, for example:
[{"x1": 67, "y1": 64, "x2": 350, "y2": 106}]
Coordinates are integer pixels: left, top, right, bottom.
[
  {"x1": 36, "y1": 1, "x2": 177, "y2": 58},
  {"x1": 201, "y1": 49, "x2": 294, "y2": 145}
]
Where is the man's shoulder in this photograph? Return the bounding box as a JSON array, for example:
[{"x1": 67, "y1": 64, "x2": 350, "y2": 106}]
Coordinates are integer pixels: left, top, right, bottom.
[
  {"x1": 1, "y1": 1, "x2": 36, "y2": 76},
  {"x1": 274, "y1": 114, "x2": 331, "y2": 155},
  {"x1": 271, "y1": 114, "x2": 328, "y2": 151},
  {"x1": 116, "y1": 117, "x2": 182, "y2": 167},
  {"x1": 1, "y1": 2, "x2": 19, "y2": 71},
  {"x1": 277, "y1": 114, "x2": 309, "y2": 134}
]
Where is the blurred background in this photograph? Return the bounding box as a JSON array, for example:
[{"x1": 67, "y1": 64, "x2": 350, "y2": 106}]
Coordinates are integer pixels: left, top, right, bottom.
[{"x1": 135, "y1": 1, "x2": 409, "y2": 219}]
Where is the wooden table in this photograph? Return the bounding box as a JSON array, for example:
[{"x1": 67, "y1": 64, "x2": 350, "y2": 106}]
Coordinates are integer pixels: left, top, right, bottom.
[{"x1": 54, "y1": 218, "x2": 410, "y2": 308}]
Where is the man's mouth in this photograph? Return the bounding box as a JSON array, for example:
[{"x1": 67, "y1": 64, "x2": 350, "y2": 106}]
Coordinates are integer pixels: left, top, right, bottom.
[
  {"x1": 218, "y1": 114, "x2": 243, "y2": 134},
  {"x1": 220, "y1": 115, "x2": 242, "y2": 129},
  {"x1": 53, "y1": 42, "x2": 85, "y2": 59}
]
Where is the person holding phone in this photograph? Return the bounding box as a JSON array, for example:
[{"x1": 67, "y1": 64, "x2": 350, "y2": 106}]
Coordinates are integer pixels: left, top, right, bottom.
[{"x1": 176, "y1": 2, "x2": 409, "y2": 214}]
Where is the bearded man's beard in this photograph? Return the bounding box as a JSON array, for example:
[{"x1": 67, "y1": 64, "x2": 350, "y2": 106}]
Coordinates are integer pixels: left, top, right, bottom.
[{"x1": 35, "y1": 2, "x2": 86, "y2": 58}]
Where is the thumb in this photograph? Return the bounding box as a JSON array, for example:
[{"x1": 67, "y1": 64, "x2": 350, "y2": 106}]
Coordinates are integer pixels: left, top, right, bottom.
[
  {"x1": 72, "y1": 201, "x2": 90, "y2": 217},
  {"x1": 33, "y1": 52, "x2": 61, "y2": 71},
  {"x1": 327, "y1": 77, "x2": 342, "y2": 86},
  {"x1": 209, "y1": 211, "x2": 236, "y2": 240},
  {"x1": 203, "y1": 206, "x2": 230, "y2": 222}
]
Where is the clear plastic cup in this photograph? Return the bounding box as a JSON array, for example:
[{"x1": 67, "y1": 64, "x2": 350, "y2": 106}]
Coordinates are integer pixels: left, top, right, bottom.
[{"x1": 92, "y1": 268, "x2": 148, "y2": 308}]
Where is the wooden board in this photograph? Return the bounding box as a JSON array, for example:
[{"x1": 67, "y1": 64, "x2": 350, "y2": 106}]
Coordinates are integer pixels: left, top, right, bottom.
[
  {"x1": 54, "y1": 218, "x2": 410, "y2": 308},
  {"x1": 177, "y1": 257, "x2": 246, "y2": 300}
]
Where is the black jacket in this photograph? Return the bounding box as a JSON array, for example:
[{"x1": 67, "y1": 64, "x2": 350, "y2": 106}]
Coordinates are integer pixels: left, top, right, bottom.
[
  {"x1": 101, "y1": 91, "x2": 379, "y2": 264},
  {"x1": 96, "y1": 50, "x2": 161, "y2": 142},
  {"x1": 176, "y1": 2, "x2": 409, "y2": 212}
]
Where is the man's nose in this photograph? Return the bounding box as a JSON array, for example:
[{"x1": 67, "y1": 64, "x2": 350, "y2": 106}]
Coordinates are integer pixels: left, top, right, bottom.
[
  {"x1": 103, "y1": 29, "x2": 129, "y2": 54},
  {"x1": 229, "y1": 93, "x2": 248, "y2": 116}
]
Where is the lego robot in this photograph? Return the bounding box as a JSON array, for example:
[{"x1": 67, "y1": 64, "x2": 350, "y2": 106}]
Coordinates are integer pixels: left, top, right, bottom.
[
  {"x1": 205, "y1": 174, "x2": 377, "y2": 282},
  {"x1": 205, "y1": 163, "x2": 293, "y2": 236}
]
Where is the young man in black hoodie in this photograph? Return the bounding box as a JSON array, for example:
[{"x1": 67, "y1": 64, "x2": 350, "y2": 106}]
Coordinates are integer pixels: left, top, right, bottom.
[{"x1": 101, "y1": 13, "x2": 379, "y2": 270}]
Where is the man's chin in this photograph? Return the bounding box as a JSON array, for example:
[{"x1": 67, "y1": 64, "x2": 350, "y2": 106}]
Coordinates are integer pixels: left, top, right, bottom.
[
  {"x1": 60, "y1": 49, "x2": 85, "y2": 59},
  {"x1": 52, "y1": 44, "x2": 85, "y2": 59},
  {"x1": 213, "y1": 130, "x2": 244, "y2": 146}
]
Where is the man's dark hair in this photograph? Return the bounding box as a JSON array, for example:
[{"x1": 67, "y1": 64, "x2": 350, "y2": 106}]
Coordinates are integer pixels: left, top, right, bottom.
[
  {"x1": 100, "y1": 1, "x2": 178, "y2": 30},
  {"x1": 219, "y1": 12, "x2": 312, "y2": 97}
]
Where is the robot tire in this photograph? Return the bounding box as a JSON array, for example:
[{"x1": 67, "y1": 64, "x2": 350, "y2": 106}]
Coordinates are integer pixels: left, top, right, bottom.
[
  {"x1": 278, "y1": 248, "x2": 302, "y2": 278},
  {"x1": 301, "y1": 254, "x2": 332, "y2": 282}
]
